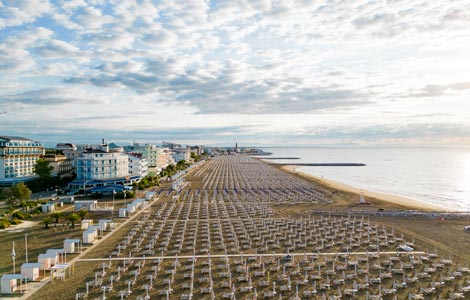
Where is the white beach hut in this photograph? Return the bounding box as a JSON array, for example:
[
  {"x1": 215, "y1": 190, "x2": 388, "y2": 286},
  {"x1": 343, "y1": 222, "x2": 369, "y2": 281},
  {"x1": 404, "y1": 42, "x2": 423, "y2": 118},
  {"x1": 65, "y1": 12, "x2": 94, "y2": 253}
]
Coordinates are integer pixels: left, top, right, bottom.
[
  {"x1": 1, "y1": 274, "x2": 24, "y2": 294},
  {"x1": 127, "y1": 203, "x2": 136, "y2": 214},
  {"x1": 81, "y1": 219, "x2": 93, "y2": 230},
  {"x1": 64, "y1": 239, "x2": 82, "y2": 254},
  {"x1": 21, "y1": 263, "x2": 41, "y2": 281},
  {"x1": 74, "y1": 200, "x2": 98, "y2": 211},
  {"x1": 41, "y1": 203, "x2": 55, "y2": 213},
  {"x1": 145, "y1": 191, "x2": 156, "y2": 201},
  {"x1": 119, "y1": 208, "x2": 127, "y2": 218},
  {"x1": 38, "y1": 252, "x2": 58, "y2": 270},
  {"x1": 46, "y1": 249, "x2": 65, "y2": 263},
  {"x1": 83, "y1": 228, "x2": 98, "y2": 244},
  {"x1": 98, "y1": 219, "x2": 112, "y2": 231}
]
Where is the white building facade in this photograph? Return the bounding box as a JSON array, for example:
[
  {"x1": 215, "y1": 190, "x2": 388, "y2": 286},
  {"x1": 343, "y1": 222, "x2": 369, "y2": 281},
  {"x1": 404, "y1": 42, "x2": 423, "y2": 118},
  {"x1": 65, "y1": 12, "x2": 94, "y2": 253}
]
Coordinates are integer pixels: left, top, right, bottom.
[
  {"x1": 128, "y1": 155, "x2": 148, "y2": 178},
  {"x1": 0, "y1": 136, "x2": 44, "y2": 186},
  {"x1": 75, "y1": 150, "x2": 128, "y2": 181}
]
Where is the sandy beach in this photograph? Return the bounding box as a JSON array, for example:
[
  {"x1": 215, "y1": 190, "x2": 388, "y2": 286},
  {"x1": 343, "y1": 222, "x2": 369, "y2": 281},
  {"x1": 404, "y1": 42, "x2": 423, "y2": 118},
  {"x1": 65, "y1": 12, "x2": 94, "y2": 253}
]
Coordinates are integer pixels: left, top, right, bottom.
[{"x1": 281, "y1": 165, "x2": 449, "y2": 212}]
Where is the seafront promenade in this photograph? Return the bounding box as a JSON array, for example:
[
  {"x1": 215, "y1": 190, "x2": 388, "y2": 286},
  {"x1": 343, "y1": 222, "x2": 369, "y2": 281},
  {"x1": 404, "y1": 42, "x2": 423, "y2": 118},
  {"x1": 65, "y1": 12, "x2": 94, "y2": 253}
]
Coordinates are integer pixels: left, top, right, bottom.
[{"x1": 28, "y1": 155, "x2": 470, "y2": 300}]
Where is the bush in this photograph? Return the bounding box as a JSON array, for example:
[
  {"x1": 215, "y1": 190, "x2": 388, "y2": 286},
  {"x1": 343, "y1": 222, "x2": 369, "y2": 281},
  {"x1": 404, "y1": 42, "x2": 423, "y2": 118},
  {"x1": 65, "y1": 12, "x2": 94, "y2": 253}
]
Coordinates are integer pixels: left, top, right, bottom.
[
  {"x1": 91, "y1": 193, "x2": 103, "y2": 199},
  {"x1": 12, "y1": 211, "x2": 31, "y2": 220},
  {"x1": 31, "y1": 207, "x2": 42, "y2": 214},
  {"x1": 26, "y1": 201, "x2": 38, "y2": 208},
  {"x1": 0, "y1": 219, "x2": 11, "y2": 229},
  {"x1": 126, "y1": 191, "x2": 135, "y2": 198},
  {"x1": 9, "y1": 218, "x2": 23, "y2": 225}
]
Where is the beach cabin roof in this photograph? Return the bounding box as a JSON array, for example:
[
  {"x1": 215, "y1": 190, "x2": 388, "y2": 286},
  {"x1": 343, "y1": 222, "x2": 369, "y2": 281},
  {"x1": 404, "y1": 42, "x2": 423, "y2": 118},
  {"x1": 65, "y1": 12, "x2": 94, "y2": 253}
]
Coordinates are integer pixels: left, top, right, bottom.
[
  {"x1": 46, "y1": 249, "x2": 65, "y2": 254},
  {"x1": 1, "y1": 274, "x2": 24, "y2": 280},
  {"x1": 39, "y1": 252, "x2": 58, "y2": 259},
  {"x1": 75, "y1": 200, "x2": 97, "y2": 204},
  {"x1": 21, "y1": 263, "x2": 41, "y2": 268},
  {"x1": 64, "y1": 238, "x2": 81, "y2": 243}
]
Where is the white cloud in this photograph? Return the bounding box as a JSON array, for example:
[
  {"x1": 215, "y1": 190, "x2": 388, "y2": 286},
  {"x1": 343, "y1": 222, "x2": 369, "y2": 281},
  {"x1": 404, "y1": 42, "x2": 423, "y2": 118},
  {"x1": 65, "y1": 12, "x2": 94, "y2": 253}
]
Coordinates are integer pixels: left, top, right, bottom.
[
  {"x1": 75, "y1": 6, "x2": 113, "y2": 31},
  {"x1": 0, "y1": 0, "x2": 54, "y2": 29},
  {"x1": 1, "y1": 0, "x2": 470, "y2": 145}
]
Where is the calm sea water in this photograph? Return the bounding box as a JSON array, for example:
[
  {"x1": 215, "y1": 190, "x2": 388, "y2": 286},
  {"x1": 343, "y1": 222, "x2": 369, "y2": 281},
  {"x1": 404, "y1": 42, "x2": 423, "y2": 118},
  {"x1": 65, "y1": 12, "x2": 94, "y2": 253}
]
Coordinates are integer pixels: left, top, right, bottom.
[{"x1": 260, "y1": 147, "x2": 470, "y2": 211}]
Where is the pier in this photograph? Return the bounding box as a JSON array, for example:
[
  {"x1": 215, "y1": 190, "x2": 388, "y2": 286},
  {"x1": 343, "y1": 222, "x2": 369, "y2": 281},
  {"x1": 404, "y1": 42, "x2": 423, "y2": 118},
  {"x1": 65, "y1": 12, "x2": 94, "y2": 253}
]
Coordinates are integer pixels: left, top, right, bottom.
[
  {"x1": 260, "y1": 157, "x2": 300, "y2": 160},
  {"x1": 273, "y1": 162, "x2": 366, "y2": 166}
]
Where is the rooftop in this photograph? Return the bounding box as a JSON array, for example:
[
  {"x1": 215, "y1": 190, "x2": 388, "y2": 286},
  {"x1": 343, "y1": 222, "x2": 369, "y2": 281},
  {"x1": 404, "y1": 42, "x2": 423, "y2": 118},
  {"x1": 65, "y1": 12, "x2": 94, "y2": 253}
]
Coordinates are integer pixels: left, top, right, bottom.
[{"x1": 0, "y1": 135, "x2": 33, "y2": 142}]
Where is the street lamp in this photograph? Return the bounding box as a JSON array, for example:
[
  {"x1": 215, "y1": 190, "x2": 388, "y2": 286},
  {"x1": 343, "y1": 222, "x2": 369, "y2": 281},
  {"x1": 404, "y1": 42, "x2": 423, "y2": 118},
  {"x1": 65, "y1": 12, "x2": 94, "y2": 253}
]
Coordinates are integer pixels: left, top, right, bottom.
[
  {"x1": 11, "y1": 241, "x2": 16, "y2": 274},
  {"x1": 25, "y1": 234, "x2": 28, "y2": 263},
  {"x1": 112, "y1": 189, "x2": 115, "y2": 220}
]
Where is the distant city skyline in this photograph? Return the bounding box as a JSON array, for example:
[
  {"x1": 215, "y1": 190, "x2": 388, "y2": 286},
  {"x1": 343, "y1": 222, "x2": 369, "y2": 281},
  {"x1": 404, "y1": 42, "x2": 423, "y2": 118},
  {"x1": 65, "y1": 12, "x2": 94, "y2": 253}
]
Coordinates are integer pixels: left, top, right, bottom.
[{"x1": 1, "y1": 1, "x2": 470, "y2": 146}]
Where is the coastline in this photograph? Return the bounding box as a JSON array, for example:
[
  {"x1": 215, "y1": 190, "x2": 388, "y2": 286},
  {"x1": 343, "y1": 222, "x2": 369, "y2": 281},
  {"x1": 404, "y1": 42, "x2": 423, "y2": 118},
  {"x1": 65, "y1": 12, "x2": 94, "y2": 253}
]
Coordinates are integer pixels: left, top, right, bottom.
[{"x1": 281, "y1": 165, "x2": 449, "y2": 212}]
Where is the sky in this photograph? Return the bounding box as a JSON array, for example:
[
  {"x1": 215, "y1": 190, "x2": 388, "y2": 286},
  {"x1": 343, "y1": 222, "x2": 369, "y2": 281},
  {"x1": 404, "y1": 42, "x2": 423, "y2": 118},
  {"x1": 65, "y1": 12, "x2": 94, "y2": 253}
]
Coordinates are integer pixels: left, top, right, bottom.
[{"x1": 1, "y1": 0, "x2": 470, "y2": 147}]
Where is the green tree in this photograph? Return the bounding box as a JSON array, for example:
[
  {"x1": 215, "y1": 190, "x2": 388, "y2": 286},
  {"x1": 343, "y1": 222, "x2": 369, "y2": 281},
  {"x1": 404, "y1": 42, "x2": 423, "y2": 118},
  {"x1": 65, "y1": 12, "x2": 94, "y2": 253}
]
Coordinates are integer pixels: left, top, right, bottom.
[
  {"x1": 176, "y1": 160, "x2": 187, "y2": 170},
  {"x1": 33, "y1": 158, "x2": 54, "y2": 185},
  {"x1": 76, "y1": 209, "x2": 87, "y2": 221},
  {"x1": 0, "y1": 188, "x2": 13, "y2": 206},
  {"x1": 10, "y1": 183, "x2": 31, "y2": 207},
  {"x1": 67, "y1": 213, "x2": 80, "y2": 228},
  {"x1": 51, "y1": 211, "x2": 64, "y2": 224},
  {"x1": 0, "y1": 188, "x2": 8, "y2": 201},
  {"x1": 43, "y1": 216, "x2": 52, "y2": 229}
]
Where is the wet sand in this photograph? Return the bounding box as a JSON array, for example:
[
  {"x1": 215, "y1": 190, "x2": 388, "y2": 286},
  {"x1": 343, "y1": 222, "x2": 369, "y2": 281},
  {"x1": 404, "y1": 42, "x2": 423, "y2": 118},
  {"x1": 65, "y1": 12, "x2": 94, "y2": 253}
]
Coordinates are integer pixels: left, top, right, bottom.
[{"x1": 281, "y1": 165, "x2": 449, "y2": 212}]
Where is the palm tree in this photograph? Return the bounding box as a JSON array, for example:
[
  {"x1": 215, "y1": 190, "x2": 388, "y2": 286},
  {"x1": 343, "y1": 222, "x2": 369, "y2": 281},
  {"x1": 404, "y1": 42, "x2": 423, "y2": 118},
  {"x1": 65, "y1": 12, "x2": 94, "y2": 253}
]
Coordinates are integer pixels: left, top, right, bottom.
[
  {"x1": 43, "y1": 216, "x2": 52, "y2": 229},
  {"x1": 67, "y1": 213, "x2": 80, "y2": 228},
  {"x1": 76, "y1": 209, "x2": 87, "y2": 221},
  {"x1": 51, "y1": 211, "x2": 64, "y2": 224}
]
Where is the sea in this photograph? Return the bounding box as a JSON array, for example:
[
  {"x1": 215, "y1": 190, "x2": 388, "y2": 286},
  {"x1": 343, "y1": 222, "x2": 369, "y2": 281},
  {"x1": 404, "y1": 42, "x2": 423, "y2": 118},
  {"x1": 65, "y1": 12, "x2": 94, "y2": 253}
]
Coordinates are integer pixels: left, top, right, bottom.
[{"x1": 259, "y1": 147, "x2": 470, "y2": 211}]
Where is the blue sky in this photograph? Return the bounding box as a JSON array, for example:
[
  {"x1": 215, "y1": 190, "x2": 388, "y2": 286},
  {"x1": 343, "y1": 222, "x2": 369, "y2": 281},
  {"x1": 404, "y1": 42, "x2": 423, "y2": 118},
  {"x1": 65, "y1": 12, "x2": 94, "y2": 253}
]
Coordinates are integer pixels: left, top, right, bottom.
[{"x1": 1, "y1": 0, "x2": 470, "y2": 147}]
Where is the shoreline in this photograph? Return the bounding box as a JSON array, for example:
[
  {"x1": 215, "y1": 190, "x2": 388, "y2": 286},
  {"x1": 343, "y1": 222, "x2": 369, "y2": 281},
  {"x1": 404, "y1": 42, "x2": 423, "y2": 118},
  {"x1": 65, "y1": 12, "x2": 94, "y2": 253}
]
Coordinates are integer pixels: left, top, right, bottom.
[{"x1": 281, "y1": 165, "x2": 449, "y2": 212}]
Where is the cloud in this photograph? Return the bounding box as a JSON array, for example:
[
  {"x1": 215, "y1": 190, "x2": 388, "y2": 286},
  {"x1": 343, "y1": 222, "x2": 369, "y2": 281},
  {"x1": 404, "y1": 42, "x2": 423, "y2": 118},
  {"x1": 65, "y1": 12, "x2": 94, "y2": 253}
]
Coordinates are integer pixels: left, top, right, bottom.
[
  {"x1": 33, "y1": 39, "x2": 79, "y2": 59},
  {"x1": 74, "y1": 6, "x2": 113, "y2": 31},
  {"x1": 404, "y1": 82, "x2": 470, "y2": 98},
  {"x1": 0, "y1": 0, "x2": 55, "y2": 29},
  {"x1": 1, "y1": 87, "x2": 106, "y2": 105},
  {"x1": 1, "y1": 1, "x2": 470, "y2": 145}
]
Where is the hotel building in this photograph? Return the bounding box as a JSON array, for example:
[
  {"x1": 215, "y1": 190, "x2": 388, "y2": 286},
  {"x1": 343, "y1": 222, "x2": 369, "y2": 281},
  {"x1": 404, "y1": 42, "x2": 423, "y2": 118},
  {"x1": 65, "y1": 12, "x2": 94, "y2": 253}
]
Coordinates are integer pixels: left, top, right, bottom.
[{"x1": 0, "y1": 135, "x2": 44, "y2": 187}]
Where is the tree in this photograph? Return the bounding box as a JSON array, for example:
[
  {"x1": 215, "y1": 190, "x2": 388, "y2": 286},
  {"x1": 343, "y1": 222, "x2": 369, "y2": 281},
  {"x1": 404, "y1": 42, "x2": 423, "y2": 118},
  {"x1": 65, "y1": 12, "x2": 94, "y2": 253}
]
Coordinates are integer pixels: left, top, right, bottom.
[
  {"x1": 43, "y1": 216, "x2": 52, "y2": 229},
  {"x1": 76, "y1": 209, "x2": 87, "y2": 221},
  {"x1": 176, "y1": 160, "x2": 187, "y2": 170},
  {"x1": 10, "y1": 183, "x2": 31, "y2": 207},
  {"x1": 0, "y1": 188, "x2": 8, "y2": 201},
  {"x1": 51, "y1": 211, "x2": 64, "y2": 224},
  {"x1": 33, "y1": 158, "x2": 54, "y2": 185},
  {"x1": 0, "y1": 188, "x2": 13, "y2": 206},
  {"x1": 67, "y1": 213, "x2": 80, "y2": 228}
]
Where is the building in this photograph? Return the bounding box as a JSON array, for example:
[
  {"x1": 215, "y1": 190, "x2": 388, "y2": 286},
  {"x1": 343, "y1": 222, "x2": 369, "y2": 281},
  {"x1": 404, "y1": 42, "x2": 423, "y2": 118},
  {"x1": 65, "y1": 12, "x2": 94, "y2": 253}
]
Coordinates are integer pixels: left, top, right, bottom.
[
  {"x1": 156, "y1": 148, "x2": 175, "y2": 171},
  {"x1": 162, "y1": 141, "x2": 181, "y2": 149},
  {"x1": 56, "y1": 143, "x2": 78, "y2": 159},
  {"x1": 75, "y1": 149, "x2": 128, "y2": 181},
  {"x1": 124, "y1": 144, "x2": 174, "y2": 172},
  {"x1": 67, "y1": 142, "x2": 139, "y2": 191},
  {"x1": 0, "y1": 135, "x2": 44, "y2": 187},
  {"x1": 172, "y1": 147, "x2": 191, "y2": 162},
  {"x1": 74, "y1": 200, "x2": 98, "y2": 211},
  {"x1": 128, "y1": 154, "x2": 148, "y2": 178},
  {"x1": 190, "y1": 146, "x2": 204, "y2": 156},
  {"x1": 43, "y1": 154, "x2": 73, "y2": 178},
  {"x1": 171, "y1": 151, "x2": 187, "y2": 163}
]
